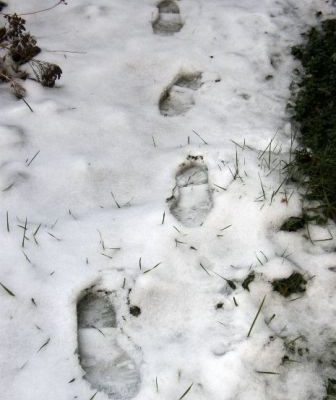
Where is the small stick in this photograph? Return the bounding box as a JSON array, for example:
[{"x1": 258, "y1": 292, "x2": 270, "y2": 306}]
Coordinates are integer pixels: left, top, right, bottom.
[
  {"x1": 101, "y1": 253, "x2": 113, "y2": 259},
  {"x1": 199, "y1": 262, "x2": 210, "y2": 275},
  {"x1": 90, "y1": 325, "x2": 105, "y2": 336},
  {"x1": 247, "y1": 295, "x2": 266, "y2": 337},
  {"x1": 306, "y1": 224, "x2": 314, "y2": 245},
  {"x1": 37, "y1": 338, "x2": 50, "y2": 352},
  {"x1": 98, "y1": 230, "x2": 105, "y2": 250},
  {"x1": 152, "y1": 136, "x2": 157, "y2": 148},
  {"x1": 192, "y1": 129, "x2": 208, "y2": 145},
  {"x1": 22, "y1": 217, "x2": 28, "y2": 248},
  {"x1": 111, "y1": 191, "x2": 121, "y2": 208},
  {"x1": 6, "y1": 211, "x2": 9, "y2": 232},
  {"x1": 45, "y1": 49, "x2": 86, "y2": 54},
  {"x1": 161, "y1": 211, "x2": 165, "y2": 225},
  {"x1": 0, "y1": 282, "x2": 15, "y2": 297},
  {"x1": 22, "y1": 250, "x2": 32, "y2": 264},
  {"x1": 89, "y1": 392, "x2": 98, "y2": 400},
  {"x1": 256, "y1": 370, "x2": 280, "y2": 375},
  {"x1": 213, "y1": 183, "x2": 227, "y2": 191},
  {"x1": 267, "y1": 314, "x2": 276, "y2": 324},
  {"x1": 21, "y1": 98, "x2": 34, "y2": 113},
  {"x1": 144, "y1": 262, "x2": 162, "y2": 274},
  {"x1": 26, "y1": 150, "x2": 40, "y2": 166},
  {"x1": 47, "y1": 232, "x2": 61, "y2": 241},
  {"x1": 33, "y1": 223, "x2": 41, "y2": 237},
  {"x1": 220, "y1": 224, "x2": 232, "y2": 231},
  {"x1": 178, "y1": 383, "x2": 194, "y2": 400},
  {"x1": 260, "y1": 250, "x2": 268, "y2": 262},
  {"x1": 6, "y1": 0, "x2": 67, "y2": 16}
]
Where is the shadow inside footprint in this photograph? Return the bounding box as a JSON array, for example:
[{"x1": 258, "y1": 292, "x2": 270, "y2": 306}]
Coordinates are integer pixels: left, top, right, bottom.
[
  {"x1": 159, "y1": 72, "x2": 202, "y2": 117},
  {"x1": 77, "y1": 291, "x2": 140, "y2": 400},
  {"x1": 168, "y1": 157, "x2": 213, "y2": 227},
  {"x1": 152, "y1": 0, "x2": 183, "y2": 35}
]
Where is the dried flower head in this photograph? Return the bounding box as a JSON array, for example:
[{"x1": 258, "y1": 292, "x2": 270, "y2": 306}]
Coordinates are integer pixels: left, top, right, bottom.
[
  {"x1": 4, "y1": 14, "x2": 26, "y2": 40},
  {"x1": 30, "y1": 60, "x2": 62, "y2": 87},
  {"x1": 0, "y1": 8, "x2": 64, "y2": 105}
]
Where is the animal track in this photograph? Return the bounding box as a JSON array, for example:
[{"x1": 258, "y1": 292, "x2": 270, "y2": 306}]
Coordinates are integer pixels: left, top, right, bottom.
[
  {"x1": 159, "y1": 72, "x2": 202, "y2": 116},
  {"x1": 152, "y1": 0, "x2": 183, "y2": 35},
  {"x1": 77, "y1": 291, "x2": 140, "y2": 400},
  {"x1": 168, "y1": 156, "x2": 213, "y2": 227}
]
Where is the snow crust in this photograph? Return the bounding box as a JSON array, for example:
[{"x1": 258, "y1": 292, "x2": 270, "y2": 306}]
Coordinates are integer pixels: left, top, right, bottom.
[{"x1": 1, "y1": 1, "x2": 336, "y2": 400}]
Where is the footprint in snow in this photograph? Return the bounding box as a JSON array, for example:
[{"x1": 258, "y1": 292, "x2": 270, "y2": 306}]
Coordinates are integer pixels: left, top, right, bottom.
[
  {"x1": 77, "y1": 291, "x2": 140, "y2": 400},
  {"x1": 159, "y1": 72, "x2": 202, "y2": 116},
  {"x1": 152, "y1": 0, "x2": 183, "y2": 35},
  {"x1": 168, "y1": 156, "x2": 213, "y2": 227}
]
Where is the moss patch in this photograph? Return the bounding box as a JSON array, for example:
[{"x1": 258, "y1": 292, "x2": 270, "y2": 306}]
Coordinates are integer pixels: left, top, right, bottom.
[
  {"x1": 272, "y1": 273, "x2": 307, "y2": 297},
  {"x1": 280, "y1": 216, "x2": 306, "y2": 232},
  {"x1": 325, "y1": 378, "x2": 336, "y2": 400}
]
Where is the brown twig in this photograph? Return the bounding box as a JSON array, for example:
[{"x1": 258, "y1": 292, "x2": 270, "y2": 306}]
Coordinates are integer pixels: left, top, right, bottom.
[{"x1": 1, "y1": 1, "x2": 67, "y2": 17}]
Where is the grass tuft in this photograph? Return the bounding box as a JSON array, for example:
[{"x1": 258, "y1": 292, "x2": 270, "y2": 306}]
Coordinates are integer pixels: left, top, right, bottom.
[{"x1": 289, "y1": 19, "x2": 336, "y2": 220}]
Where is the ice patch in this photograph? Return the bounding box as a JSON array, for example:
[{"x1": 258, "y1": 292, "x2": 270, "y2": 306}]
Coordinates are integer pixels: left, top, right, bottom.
[
  {"x1": 168, "y1": 157, "x2": 213, "y2": 227},
  {"x1": 152, "y1": 0, "x2": 183, "y2": 35},
  {"x1": 77, "y1": 290, "x2": 140, "y2": 400},
  {"x1": 159, "y1": 72, "x2": 202, "y2": 116}
]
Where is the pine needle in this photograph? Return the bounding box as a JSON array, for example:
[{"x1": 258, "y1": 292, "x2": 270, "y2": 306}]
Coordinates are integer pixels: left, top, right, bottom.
[
  {"x1": 199, "y1": 262, "x2": 210, "y2": 275},
  {"x1": 6, "y1": 211, "x2": 10, "y2": 232},
  {"x1": 0, "y1": 282, "x2": 15, "y2": 297},
  {"x1": 111, "y1": 191, "x2": 121, "y2": 208},
  {"x1": 89, "y1": 392, "x2": 98, "y2": 400},
  {"x1": 247, "y1": 295, "x2": 266, "y2": 337},
  {"x1": 144, "y1": 262, "x2": 162, "y2": 274},
  {"x1": 178, "y1": 383, "x2": 193, "y2": 400},
  {"x1": 256, "y1": 370, "x2": 280, "y2": 375},
  {"x1": 26, "y1": 150, "x2": 40, "y2": 166},
  {"x1": 192, "y1": 129, "x2": 208, "y2": 145},
  {"x1": 22, "y1": 217, "x2": 28, "y2": 248},
  {"x1": 37, "y1": 338, "x2": 50, "y2": 352}
]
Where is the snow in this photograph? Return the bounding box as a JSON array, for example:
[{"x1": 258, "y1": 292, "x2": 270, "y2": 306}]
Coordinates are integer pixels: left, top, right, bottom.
[{"x1": 1, "y1": 0, "x2": 336, "y2": 400}]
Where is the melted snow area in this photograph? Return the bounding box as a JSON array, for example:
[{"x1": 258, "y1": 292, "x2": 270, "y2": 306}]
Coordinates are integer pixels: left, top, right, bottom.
[{"x1": 1, "y1": 1, "x2": 336, "y2": 400}]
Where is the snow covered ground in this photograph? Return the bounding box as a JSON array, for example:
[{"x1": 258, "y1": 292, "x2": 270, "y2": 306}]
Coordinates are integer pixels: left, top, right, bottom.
[{"x1": 1, "y1": 1, "x2": 336, "y2": 399}]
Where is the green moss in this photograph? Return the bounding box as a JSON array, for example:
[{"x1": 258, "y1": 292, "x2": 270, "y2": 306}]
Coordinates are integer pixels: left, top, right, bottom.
[
  {"x1": 280, "y1": 216, "x2": 306, "y2": 232},
  {"x1": 272, "y1": 273, "x2": 306, "y2": 297},
  {"x1": 325, "y1": 378, "x2": 336, "y2": 400},
  {"x1": 291, "y1": 19, "x2": 336, "y2": 220}
]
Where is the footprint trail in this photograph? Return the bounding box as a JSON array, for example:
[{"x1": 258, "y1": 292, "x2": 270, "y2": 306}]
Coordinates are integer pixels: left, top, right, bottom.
[
  {"x1": 152, "y1": 0, "x2": 183, "y2": 35},
  {"x1": 168, "y1": 157, "x2": 213, "y2": 227},
  {"x1": 77, "y1": 291, "x2": 140, "y2": 400},
  {"x1": 159, "y1": 72, "x2": 202, "y2": 116}
]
